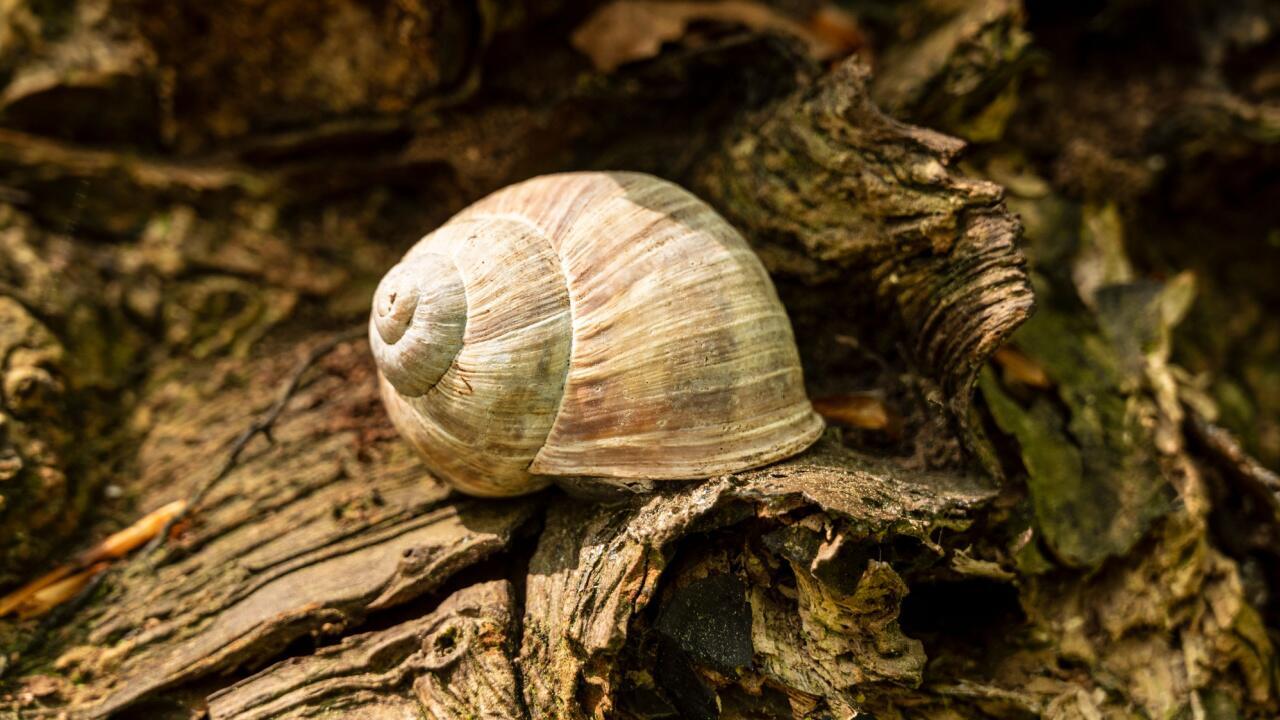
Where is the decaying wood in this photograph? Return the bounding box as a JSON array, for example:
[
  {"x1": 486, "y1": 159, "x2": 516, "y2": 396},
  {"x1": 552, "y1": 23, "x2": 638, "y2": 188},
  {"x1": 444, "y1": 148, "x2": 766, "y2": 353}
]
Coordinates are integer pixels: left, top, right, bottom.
[
  {"x1": 2, "y1": 0, "x2": 1278, "y2": 718},
  {"x1": 522, "y1": 446, "x2": 993, "y2": 718},
  {"x1": 146, "y1": 325, "x2": 367, "y2": 554},
  {"x1": 208, "y1": 454, "x2": 990, "y2": 720},
  {"x1": 695, "y1": 58, "x2": 1034, "y2": 431},
  {"x1": 16, "y1": 341, "x2": 537, "y2": 718},
  {"x1": 869, "y1": 0, "x2": 1028, "y2": 142},
  {"x1": 7, "y1": 338, "x2": 995, "y2": 718},
  {"x1": 207, "y1": 580, "x2": 524, "y2": 720},
  {"x1": 0, "y1": 295, "x2": 75, "y2": 590}
]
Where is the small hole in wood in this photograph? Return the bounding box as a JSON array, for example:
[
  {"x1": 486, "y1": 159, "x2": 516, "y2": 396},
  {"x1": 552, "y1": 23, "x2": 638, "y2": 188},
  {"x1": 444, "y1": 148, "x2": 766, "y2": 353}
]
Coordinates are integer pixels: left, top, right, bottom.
[{"x1": 434, "y1": 626, "x2": 458, "y2": 653}]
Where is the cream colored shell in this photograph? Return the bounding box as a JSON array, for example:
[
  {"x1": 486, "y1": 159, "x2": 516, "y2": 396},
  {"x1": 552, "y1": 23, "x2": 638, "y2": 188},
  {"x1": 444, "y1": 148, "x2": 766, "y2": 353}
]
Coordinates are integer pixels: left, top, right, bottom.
[{"x1": 370, "y1": 171, "x2": 823, "y2": 496}]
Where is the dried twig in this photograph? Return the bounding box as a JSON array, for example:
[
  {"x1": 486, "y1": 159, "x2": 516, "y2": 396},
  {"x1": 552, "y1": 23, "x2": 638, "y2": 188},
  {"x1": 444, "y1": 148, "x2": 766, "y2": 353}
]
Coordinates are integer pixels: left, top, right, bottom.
[
  {"x1": 145, "y1": 325, "x2": 367, "y2": 556},
  {"x1": 0, "y1": 502, "x2": 185, "y2": 677},
  {"x1": 1188, "y1": 411, "x2": 1280, "y2": 514}
]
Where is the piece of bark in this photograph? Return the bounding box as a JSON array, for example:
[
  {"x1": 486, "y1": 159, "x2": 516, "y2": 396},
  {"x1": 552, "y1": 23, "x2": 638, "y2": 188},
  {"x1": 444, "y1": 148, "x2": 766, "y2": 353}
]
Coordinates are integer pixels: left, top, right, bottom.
[
  {"x1": 10, "y1": 339, "x2": 537, "y2": 719},
  {"x1": 695, "y1": 58, "x2": 1033, "y2": 431},
  {"x1": 521, "y1": 438, "x2": 995, "y2": 718},
  {"x1": 871, "y1": 0, "x2": 1029, "y2": 142},
  {"x1": 207, "y1": 580, "x2": 523, "y2": 720},
  {"x1": 748, "y1": 558, "x2": 920, "y2": 716}
]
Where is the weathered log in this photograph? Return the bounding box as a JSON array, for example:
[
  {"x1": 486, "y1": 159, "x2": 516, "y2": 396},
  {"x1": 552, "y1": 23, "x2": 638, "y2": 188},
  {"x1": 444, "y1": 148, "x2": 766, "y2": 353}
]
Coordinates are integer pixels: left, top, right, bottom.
[
  {"x1": 2, "y1": 338, "x2": 993, "y2": 718},
  {"x1": 1, "y1": 0, "x2": 1278, "y2": 718}
]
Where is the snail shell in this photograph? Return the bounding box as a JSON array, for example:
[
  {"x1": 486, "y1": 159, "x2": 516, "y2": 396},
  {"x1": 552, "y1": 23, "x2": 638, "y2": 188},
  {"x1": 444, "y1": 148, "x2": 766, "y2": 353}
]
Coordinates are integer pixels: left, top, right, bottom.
[{"x1": 370, "y1": 171, "x2": 823, "y2": 497}]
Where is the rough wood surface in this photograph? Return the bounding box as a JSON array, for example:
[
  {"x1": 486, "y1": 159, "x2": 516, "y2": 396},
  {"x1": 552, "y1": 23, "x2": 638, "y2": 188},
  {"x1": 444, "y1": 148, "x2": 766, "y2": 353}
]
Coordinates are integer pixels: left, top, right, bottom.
[
  {"x1": 521, "y1": 446, "x2": 994, "y2": 718},
  {"x1": 696, "y1": 58, "x2": 1033, "y2": 428},
  {"x1": 207, "y1": 580, "x2": 524, "y2": 720},
  {"x1": 26, "y1": 340, "x2": 537, "y2": 718}
]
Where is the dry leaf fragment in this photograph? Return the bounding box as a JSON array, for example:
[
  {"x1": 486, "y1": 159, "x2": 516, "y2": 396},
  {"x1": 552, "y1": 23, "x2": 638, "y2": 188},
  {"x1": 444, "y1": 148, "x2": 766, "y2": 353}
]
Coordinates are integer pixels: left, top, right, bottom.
[
  {"x1": 572, "y1": 1, "x2": 843, "y2": 73},
  {"x1": 0, "y1": 500, "x2": 186, "y2": 618},
  {"x1": 813, "y1": 393, "x2": 898, "y2": 432},
  {"x1": 806, "y1": 5, "x2": 865, "y2": 58},
  {"x1": 15, "y1": 562, "x2": 110, "y2": 620},
  {"x1": 993, "y1": 346, "x2": 1052, "y2": 389},
  {"x1": 0, "y1": 566, "x2": 75, "y2": 617}
]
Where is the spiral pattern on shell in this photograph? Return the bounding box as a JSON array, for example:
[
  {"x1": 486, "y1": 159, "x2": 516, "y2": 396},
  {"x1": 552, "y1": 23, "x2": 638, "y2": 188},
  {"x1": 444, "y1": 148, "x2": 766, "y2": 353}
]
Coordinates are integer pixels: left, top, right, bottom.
[{"x1": 370, "y1": 172, "x2": 823, "y2": 496}]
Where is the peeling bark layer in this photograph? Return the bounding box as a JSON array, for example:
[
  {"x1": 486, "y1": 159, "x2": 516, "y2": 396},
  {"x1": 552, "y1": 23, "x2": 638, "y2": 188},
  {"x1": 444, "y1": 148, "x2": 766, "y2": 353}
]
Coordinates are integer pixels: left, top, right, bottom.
[
  {"x1": 696, "y1": 59, "x2": 1034, "y2": 425},
  {"x1": 208, "y1": 580, "x2": 524, "y2": 720},
  {"x1": 521, "y1": 446, "x2": 994, "y2": 718}
]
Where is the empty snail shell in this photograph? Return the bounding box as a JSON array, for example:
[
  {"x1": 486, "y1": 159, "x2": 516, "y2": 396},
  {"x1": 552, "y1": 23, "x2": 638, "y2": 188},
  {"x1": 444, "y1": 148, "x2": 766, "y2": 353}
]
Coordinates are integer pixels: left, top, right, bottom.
[{"x1": 370, "y1": 171, "x2": 824, "y2": 497}]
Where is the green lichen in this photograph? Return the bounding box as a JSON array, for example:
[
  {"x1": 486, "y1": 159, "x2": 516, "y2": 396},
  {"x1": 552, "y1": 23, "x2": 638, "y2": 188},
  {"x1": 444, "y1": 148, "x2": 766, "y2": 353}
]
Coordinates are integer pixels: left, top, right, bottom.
[{"x1": 981, "y1": 301, "x2": 1175, "y2": 568}]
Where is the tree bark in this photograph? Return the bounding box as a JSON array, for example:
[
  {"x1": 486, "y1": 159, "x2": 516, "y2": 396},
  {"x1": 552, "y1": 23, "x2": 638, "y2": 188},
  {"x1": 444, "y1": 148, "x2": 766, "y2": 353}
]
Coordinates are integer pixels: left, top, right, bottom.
[{"x1": 1, "y1": 0, "x2": 1278, "y2": 718}]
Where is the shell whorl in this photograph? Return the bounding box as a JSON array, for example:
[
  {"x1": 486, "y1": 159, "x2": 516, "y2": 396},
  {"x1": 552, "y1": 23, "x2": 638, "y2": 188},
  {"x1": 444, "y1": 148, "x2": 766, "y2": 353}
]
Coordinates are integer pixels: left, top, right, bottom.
[
  {"x1": 373, "y1": 171, "x2": 824, "y2": 497},
  {"x1": 369, "y1": 253, "x2": 467, "y2": 398}
]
